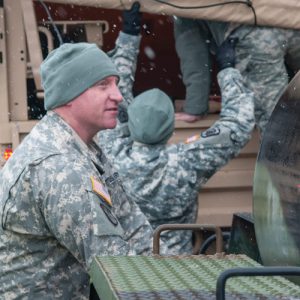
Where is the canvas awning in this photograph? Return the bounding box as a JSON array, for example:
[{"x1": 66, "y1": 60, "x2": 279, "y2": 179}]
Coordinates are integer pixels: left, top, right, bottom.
[{"x1": 43, "y1": 0, "x2": 300, "y2": 30}]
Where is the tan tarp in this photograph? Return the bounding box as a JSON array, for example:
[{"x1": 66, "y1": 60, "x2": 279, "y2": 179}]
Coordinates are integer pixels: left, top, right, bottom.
[{"x1": 44, "y1": 0, "x2": 300, "y2": 30}]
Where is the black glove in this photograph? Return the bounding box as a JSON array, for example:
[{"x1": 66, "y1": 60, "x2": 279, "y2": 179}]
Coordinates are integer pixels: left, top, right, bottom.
[
  {"x1": 122, "y1": 2, "x2": 142, "y2": 36},
  {"x1": 215, "y1": 37, "x2": 238, "y2": 71}
]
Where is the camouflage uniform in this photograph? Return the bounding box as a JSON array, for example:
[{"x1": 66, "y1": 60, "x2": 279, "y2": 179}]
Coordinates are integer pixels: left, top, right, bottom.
[
  {"x1": 99, "y1": 32, "x2": 255, "y2": 254},
  {"x1": 0, "y1": 110, "x2": 154, "y2": 299},
  {"x1": 173, "y1": 17, "x2": 229, "y2": 116},
  {"x1": 174, "y1": 21, "x2": 300, "y2": 133},
  {"x1": 228, "y1": 26, "x2": 300, "y2": 133}
]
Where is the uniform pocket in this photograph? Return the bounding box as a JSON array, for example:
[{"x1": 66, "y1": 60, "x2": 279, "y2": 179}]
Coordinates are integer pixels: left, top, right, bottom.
[{"x1": 87, "y1": 191, "x2": 124, "y2": 237}]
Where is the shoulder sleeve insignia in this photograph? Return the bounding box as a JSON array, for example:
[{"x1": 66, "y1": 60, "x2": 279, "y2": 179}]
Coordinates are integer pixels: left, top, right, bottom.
[
  {"x1": 185, "y1": 134, "x2": 200, "y2": 144},
  {"x1": 90, "y1": 176, "x2": 112, "y2": 207},
  {"x1": 201, "y1": 127, "x2": 220, "y2": 138}
]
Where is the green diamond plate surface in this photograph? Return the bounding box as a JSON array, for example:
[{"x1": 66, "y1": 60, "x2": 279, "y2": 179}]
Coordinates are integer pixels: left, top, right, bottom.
[{"x1": 90, "y1": 254, "x2": 300, "y2": 300}]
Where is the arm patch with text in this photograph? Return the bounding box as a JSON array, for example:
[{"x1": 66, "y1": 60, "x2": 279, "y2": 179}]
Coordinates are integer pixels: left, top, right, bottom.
[{"x1": 201, "y1": 127, "x2": 220, "y2": 138}]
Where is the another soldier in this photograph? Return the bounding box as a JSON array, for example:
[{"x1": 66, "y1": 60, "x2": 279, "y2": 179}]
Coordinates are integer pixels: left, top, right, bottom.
[
  {"x1": 173, "y1": 17, "x2": 228, "y2": 122},
  {"x1": 229, "y1": 25, "x2": 300, "y2": 134},
  {"x1": 99, "y1": 5, "x2": 255, "y2": 255},
  {"x1": 174, "y1": 18, "x2": 300, "y2": 135},
  {"x1": 0, "y1": 42, "x2": 154, "y2": 298}
]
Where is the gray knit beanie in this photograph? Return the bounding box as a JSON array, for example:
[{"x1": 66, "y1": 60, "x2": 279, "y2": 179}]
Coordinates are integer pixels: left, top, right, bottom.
[
  {"x1": 40, "y1": 43, "x2": 119, "y2": 110},
  {"x1": 128, "y1": 88, "x2": 174, "y2": 144}
]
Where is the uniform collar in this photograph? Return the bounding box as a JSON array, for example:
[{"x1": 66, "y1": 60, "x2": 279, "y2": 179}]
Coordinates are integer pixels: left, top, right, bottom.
[{"x1": 46, "y1": 111, "x2": 101, "y2": 164}]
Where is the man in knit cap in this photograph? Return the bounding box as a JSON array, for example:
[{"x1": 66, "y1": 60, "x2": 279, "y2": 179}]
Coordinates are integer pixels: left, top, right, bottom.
[
  {"x1": 0, "y1": 28, "x2": 155, "y2": 300},
  {"x1": 99, "y1": 4, "x2": 255, "y2": 255}
]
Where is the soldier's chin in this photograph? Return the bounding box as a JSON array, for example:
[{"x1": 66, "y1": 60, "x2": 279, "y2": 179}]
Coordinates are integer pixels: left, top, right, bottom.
[{"x1": 105, "y1": 119, "x2": 118, "y2": 129}]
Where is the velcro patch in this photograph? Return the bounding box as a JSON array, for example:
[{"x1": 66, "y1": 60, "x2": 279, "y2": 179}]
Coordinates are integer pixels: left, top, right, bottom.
[
  {"x1": 91, "y1": 176, "x2": 112, "y2": 207},
  {"x1": 100, "y1": 204, "x2": 118, "y2": 226},
  {"x1": 201, "y1": 127, "x2": 220, "y2": 138},
  {"x1": 185, "y1": 134, "x2": 200, "y2": 144}
]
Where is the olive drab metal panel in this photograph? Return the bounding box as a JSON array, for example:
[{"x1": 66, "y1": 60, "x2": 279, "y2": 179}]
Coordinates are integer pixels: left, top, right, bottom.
[{"x1": 90, "y1": 255, "x2": 300, "y2": 299}]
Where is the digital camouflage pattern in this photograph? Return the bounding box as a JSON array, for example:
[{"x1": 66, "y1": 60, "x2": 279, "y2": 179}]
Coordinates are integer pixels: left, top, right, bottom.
[
  {"x1": 99, "y1": 32, "x2": 255, "y2": 254},
  {"x1": 228, "y1": 26, "x2": 300, "y2": 134},
  {"x1": 0, "y1": 110, "x2": 154, "y2": 299},
  {"x1": 174, "y1": 20, "x2": 300, "y2": 134}
]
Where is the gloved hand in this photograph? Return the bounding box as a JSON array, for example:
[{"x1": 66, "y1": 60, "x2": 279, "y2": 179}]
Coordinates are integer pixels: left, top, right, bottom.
[
  {"x1": 215, "y1": 37, "x2": 238, "y2": 71},
  {"x1": 122, "y1": 2, "x2": 142, "y2": 36}
]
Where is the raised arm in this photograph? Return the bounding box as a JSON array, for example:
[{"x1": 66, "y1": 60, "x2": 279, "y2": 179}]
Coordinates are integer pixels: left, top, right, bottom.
[
  {"x1": 97, "y1": 3, "x2": 142, "y2": 154},
  {"x1": 108, "y1": 2, "x2": 142, "y2": 108},
  {"x1": 178, "y1": 38, "x2": 255, "y2": 187}
]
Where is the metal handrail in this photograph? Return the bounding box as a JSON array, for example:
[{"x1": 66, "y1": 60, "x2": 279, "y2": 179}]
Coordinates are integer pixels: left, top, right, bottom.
[
  {"x1": 216, "y1": 266, "x2": 300, "y2": 300},
  {"x1": 152, "y1": 223, "x2": 223, "y2": 255}
]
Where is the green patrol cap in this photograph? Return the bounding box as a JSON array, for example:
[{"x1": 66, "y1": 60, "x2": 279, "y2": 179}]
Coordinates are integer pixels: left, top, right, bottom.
[
  {"x1": 128, "y1": 88, "x2": 174, "y2": 144},
  {"x1": 40, "y1": 42, "x2": 119, "y2": 110}
]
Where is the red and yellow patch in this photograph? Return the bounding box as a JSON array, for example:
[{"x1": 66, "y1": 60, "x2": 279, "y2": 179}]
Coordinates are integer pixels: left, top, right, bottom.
[
  {"x1": 90, "y1": 176, "x2": 112, "y2": 207},
  {"x1": 185, "y1": 134, "x2": 200, "y2": 144}
]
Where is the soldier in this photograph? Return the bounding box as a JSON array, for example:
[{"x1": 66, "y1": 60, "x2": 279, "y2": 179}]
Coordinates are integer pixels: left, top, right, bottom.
[
  {"x1": 0, "y1": 41, "x2": 155, "y2": 299},
  {"x1": 229, "y1": 25, "x2": 300, "y2": 134},
  {"x1": 173, "y1": 17, "x2": 229, "y2": 122},
  {"x1": 99, "y1": 4, "x2": 255, "y2": 255},
  {"x1": 174, "y1": 18, "x2": 300, "y2": 135}
]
